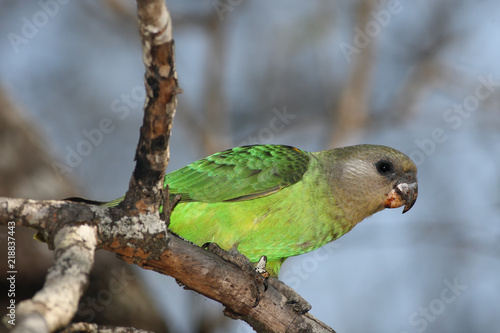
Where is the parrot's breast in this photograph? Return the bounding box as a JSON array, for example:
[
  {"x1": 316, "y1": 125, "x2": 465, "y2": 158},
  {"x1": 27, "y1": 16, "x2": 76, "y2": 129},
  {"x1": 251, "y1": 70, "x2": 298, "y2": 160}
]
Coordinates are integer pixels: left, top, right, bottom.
[{"x1": 168, "y1": 165, "x2": 350, "y2": 275}]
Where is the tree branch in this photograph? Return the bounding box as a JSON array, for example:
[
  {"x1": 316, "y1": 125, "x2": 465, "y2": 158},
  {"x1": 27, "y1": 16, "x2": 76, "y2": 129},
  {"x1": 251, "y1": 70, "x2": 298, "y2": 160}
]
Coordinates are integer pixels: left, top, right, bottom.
[
  {"x1": 1, "y1": 198, "x2": 97, "y2": 332},
  {"x1": 0, "y1": 197, "x2": 335, "y2": 332},
  {"x1": 123, "y1": 0, "x2": 180, "y2": 212},
  {"x1": 61, "y1": 322, "x2": 154, "y2": 333}
]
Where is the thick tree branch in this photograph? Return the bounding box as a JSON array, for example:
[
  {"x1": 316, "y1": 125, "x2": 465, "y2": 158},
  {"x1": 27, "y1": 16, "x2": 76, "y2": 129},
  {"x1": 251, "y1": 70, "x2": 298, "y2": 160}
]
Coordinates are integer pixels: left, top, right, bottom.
[
  {"x1": 1, "y1": 197, "x2": 335, "y2": 332},
  {"x1": 1, "y1": 198, "x2": 97, "y2": 332}
]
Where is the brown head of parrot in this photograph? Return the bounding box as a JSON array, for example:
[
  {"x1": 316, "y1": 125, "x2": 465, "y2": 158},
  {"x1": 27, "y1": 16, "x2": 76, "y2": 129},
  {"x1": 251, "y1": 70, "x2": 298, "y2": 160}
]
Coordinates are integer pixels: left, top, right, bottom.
[{"x1": 383, "y1": 181, "x2": 418, "y2": 214}]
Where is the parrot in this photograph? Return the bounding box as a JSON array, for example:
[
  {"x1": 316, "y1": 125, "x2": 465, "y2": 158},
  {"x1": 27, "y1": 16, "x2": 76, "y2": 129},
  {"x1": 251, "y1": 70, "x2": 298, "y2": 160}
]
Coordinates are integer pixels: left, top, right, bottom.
[{"x1": 102, "y1": 144, "x2": 418, "y2": 277}]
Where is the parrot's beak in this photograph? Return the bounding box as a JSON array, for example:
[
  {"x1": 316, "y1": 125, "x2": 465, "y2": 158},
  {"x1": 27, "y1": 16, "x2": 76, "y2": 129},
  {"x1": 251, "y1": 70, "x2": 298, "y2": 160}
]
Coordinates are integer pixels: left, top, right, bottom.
[
  {"x1": 396, "y1": 181, "x2": 418, "y2": 213},
  {"x1": 383, "y1": 175, "x2": 418, "y2": 213}
]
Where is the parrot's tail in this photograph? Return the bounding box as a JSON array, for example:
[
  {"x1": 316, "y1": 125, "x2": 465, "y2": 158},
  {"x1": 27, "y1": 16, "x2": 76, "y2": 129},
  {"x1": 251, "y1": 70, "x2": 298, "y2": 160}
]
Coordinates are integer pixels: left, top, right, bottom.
[{"x1": 102, "y1": 197, "x2": 124, "y2": 207}]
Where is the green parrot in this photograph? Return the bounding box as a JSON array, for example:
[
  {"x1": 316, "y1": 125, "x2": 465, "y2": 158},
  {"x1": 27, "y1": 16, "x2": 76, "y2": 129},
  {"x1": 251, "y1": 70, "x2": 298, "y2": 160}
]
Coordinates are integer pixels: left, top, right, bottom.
[{"x1": 104, "y1": 144, "x2": 417, "y2": 277}]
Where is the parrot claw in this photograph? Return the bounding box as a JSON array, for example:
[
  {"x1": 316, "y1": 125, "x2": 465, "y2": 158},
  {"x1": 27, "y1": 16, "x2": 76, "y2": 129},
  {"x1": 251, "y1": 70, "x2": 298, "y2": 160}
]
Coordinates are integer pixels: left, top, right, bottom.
[
  {"x1": 254, "y1": 256, "x2": 270, "y2": 291},
  {"x1": 202, "y1": 243, "x2": 268, "y2": 305},
  {"x1": 202, "y1": 243, "x2": 266, "y2": 279},
  {"x1": 202, "y1": 244, "x2": 309, "y2": 313},
  {"x1": 255, "y1": 256, "x2": 270, "y2": 278}
]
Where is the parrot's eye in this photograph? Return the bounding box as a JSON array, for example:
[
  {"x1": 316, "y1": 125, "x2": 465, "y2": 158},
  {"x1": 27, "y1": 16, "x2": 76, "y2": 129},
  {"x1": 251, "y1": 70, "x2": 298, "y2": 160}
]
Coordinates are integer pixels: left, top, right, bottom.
[{"x1": 375, "y1": 160, "x2": 394, "y2": 175}]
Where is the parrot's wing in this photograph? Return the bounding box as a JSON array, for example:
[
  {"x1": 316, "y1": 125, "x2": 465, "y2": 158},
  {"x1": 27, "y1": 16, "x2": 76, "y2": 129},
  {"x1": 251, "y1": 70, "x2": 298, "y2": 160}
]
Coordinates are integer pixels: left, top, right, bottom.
[{"x1": 165, "y1": 145, "x2": 311, "y2": 203}]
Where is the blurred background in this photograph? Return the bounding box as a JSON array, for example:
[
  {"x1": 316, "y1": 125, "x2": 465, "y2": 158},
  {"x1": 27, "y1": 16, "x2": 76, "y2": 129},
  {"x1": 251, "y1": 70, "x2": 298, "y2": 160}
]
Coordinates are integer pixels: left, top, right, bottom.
[{"x1": 1, "y1": 0, "x2": 500, "y2": 332}]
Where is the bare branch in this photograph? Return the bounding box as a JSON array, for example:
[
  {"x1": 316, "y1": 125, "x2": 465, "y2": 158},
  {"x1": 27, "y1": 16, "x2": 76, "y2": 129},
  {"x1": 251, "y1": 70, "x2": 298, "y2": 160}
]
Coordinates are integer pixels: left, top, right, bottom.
[
  {"x1": 98, "y1": 213, "x2": 336, "y2": 332},
  {"x1": 123, "y1": 0, "x2": 180, "y2": 212},
  {"x1": 1, "y1": 195, "x2": 335, "y2": 332},
  {"x1": 14, "y1": 223, "x2": 97, "y2": 332},
  {"x1": 61, "y1": 322, "x2": 153, "y2": 333},
  {"x1": 0, "y1": 198, "x2": 94, "y2": 234}
]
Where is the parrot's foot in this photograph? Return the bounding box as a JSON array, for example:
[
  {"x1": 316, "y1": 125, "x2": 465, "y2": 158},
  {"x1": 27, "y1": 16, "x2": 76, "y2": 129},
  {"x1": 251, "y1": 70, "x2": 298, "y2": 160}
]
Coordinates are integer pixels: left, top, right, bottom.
[
  {"x1": 202, "y1": 242, "x2": 253, "y2": 271},
  {"x1": 202, "y1": 243, "x2": 268, "y2": 305},
  {"x1": 268, "y1": 277, "x2": 312, "y2": 314},
  {"x1": 255, "y1": 255, "x2": 271, "y2": 279}
]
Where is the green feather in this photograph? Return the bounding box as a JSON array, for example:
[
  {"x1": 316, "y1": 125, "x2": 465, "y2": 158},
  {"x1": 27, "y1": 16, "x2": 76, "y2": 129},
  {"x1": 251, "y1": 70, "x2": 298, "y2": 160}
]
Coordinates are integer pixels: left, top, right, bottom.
[{"x1": 164, "y1": 145, "x2": 310, "y2": 203}]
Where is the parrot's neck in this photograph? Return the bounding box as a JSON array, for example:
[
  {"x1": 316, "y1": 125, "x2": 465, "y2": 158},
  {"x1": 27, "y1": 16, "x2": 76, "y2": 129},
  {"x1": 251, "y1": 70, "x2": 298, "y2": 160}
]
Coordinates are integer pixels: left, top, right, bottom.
[{"x1": 313, "y1": 150, "x2": 386, "y2": 231}]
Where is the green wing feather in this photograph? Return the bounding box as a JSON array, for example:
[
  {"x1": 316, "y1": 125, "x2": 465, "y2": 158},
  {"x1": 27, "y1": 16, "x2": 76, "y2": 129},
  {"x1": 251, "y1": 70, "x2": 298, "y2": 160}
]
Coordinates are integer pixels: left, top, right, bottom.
[{"x1": 165, "y1": 145, "x2": 311, "y2": 202}]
